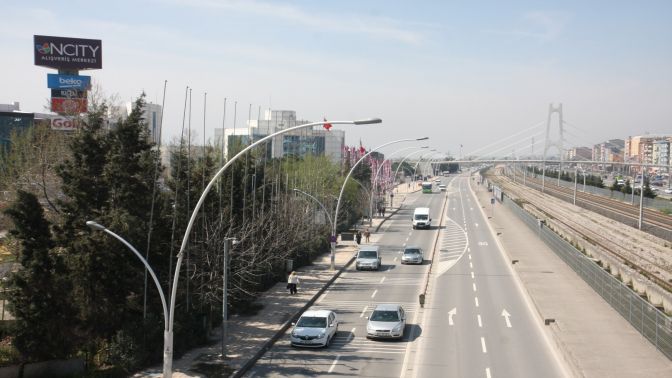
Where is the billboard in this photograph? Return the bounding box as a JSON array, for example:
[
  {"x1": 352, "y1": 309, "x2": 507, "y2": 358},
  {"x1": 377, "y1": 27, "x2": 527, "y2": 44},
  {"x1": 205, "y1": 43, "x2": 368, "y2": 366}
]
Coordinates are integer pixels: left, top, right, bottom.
[
  {"x1": 51, "y1": 89, "x2": 86, "y2": 98},
  {"x1": 34, "y1": 35, "x2": 102, "y2": 70},
  {"x1": 47, "y1": 74, "x2": 91, "y2": 90},
  {"x1": 50, "y1": 117, "x2": 81, "y2": 131},
  {"x1": 51, "y1": 98, "x2": 88, "y2": 114}
]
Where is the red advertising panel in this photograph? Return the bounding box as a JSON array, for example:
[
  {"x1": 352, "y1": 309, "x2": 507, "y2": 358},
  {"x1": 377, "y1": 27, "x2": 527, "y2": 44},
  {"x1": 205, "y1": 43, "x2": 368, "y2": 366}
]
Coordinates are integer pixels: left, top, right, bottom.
[
  {"x1": 50, "y1": 117, "x2": 81, "y2": 131},
  {"x1": 51, "y1": 98, "x2": 88, "y2": 114}
]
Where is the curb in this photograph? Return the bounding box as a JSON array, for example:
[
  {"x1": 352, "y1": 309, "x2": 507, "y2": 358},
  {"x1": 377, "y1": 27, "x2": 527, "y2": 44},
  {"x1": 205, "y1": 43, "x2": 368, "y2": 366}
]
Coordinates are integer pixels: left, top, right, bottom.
[{"x1": 231, "y1": 252, "x2": 357, "y2": 378}]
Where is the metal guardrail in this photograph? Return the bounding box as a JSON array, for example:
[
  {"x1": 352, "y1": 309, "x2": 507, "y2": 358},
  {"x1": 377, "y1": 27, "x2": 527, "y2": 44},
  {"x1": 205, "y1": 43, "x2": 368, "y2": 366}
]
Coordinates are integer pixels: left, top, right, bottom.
[{"x1": 503, "y1": 194, "x2": 672, "y2": 361}]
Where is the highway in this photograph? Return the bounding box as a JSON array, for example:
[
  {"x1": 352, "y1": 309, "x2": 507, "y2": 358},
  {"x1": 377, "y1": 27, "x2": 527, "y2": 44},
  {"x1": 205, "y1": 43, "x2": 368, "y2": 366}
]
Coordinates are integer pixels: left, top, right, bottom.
[{"x1": 246, "y1": 174, "x2": 565, "y2": 377}]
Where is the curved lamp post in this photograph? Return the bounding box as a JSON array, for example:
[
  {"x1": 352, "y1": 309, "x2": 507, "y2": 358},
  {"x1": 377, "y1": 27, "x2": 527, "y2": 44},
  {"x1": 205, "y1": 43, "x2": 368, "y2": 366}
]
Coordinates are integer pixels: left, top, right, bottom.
[
  {"x1": 368, "y1": 146, "x2": 424, "y2": 225},
  {"x1": 332, "y1": 136, "x2": 428, "y2": 269},
  {"x1": 292, "y1": 188, "x2": 334, "y2": 231},
  {"x1": 164, "y1": 117, "x2": 381, "y2": 376},
  {"x1": 391, "y1": 147, "x2": 430, "y2": 190},
  {"x1": 85, "y1": 221, "x2": 169, "y2": 339}
]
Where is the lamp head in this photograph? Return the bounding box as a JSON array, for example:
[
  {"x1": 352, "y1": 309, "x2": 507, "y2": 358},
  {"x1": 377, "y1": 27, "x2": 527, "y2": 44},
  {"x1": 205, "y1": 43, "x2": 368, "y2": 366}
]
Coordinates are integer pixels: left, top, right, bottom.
[
  {"x1": 86, "y1": 221, "x2": 106, "y2": 231},
  {"x1": 354, "y1": 118, "x2": 382, "y2": 125}
]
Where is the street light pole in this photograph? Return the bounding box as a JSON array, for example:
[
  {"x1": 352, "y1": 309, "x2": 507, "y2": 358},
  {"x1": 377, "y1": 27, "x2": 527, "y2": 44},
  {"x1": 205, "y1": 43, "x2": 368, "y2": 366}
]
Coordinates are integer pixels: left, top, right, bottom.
[
  {"x1": 391, "y1": 147, "x2": 429, "y2": 188},
  {"x1": 85, "y1": 221, "x2": 169, "y2": 347},
  {"x1": 292, "y1": 188, "x2": 336, "y2": 261},
  {"x1": 163, "y1": 117, "x2": 380, "y2": 377},
  {"x1": 332, "y1": 137, "x2": 428, "y2": 269},
  {"x1": 368, "y1": 146, "x2": 419, "y2": 226}
]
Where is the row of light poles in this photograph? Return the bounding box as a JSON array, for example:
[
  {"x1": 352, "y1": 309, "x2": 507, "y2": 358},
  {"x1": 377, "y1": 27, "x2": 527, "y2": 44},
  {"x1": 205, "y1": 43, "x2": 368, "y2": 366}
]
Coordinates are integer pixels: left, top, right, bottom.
[{"x1": 83, "y1": 117, "x2": 437, "y2": 377}]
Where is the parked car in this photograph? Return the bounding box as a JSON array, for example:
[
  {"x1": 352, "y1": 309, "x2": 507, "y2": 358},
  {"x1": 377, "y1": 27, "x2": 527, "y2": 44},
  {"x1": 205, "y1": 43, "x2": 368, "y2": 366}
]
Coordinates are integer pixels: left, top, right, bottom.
[
  {"x1": 664, "y1": 188, "x2": 672, "y2": 194},
  {"x1": 356, "y1": 245, "x2": 381, "y2": 270},
  {"x1": 401, "y1": 246, "x2": 423, "y2": 264},
  {"x1": 366, "y1": 304, "x2": 406, "y2": 339},
  {"x1": 290, "y1": 310, "x2": 338, "y2": 347}
]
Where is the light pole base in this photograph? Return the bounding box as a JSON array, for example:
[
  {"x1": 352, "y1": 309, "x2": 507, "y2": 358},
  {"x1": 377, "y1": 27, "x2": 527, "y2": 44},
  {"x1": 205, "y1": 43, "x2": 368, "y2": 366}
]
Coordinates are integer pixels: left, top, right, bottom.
[{"x1": 164, "y1": 330, "x2": 173, "y2": 377}]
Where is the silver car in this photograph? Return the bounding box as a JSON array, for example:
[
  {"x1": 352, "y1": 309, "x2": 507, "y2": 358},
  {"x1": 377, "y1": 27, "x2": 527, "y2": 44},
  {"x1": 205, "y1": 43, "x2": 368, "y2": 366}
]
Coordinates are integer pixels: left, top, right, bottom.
[
  {"x1": 366, "y1": 304, "x2": 406, "y2": 339},
  {"x1": 290, "y1": 310, "x2": 339, "y2": 348},
  {"x1": 401, "y1": 246, "x2": 423, "y2": 265}
]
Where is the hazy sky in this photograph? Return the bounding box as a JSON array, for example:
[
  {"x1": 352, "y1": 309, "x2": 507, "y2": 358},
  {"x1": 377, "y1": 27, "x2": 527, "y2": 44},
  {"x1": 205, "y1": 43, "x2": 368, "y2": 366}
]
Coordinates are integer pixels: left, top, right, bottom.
[{"x1": 2, "y1": 0, "x2": 671, "y2": 157}]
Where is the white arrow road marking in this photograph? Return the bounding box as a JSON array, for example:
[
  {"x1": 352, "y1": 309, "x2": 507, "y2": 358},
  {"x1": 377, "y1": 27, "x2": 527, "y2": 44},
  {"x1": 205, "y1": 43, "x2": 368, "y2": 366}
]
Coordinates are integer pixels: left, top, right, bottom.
[
  {"x1": 501, "y1": 309, "x2": 512, "y2": 328},
  {"x1": 328, "y1": 354, "x2": 340, "y2": 373},
  {"x1": 448, "y1": 308, "x2": 456, "y2": 326}
]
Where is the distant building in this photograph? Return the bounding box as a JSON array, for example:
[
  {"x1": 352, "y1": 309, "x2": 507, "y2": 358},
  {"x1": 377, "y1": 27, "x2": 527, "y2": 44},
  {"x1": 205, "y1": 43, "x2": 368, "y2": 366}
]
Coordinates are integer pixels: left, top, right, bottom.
[
  {"x1": 592, "y1": 139, "x2": 624, "y2": 163},
  {"x1": 625, "y1": 135, "x2": 671, "y2": 172},
  {"x1": 215, "y1": 110, "x2": 345, "y2": 164},
  {"x1": 0, "y1": 102, "x2": 56, "y2": 150},
  {"x1": 652, "y1": 139, "x2": 670, "y2": 173},
  {"x1": 108, "y1": 101, "x2": 163, "y2": 145},
  {"x1": 566, "y1": 147, "x2": 592, "y2": 161}
]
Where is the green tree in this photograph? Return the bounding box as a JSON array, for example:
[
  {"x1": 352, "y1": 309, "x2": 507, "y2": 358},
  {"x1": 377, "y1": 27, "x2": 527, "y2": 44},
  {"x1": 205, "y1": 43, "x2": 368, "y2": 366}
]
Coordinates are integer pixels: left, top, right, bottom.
[
  {"x1": 621, "y1": 179, "x2": 632, "y2": 195},
  {"x1": 3, "y1": 190, "x2": 76, "y2": 361},
  {"x1": 642, "y1": 178, "x2": 657, "y2": 199}
]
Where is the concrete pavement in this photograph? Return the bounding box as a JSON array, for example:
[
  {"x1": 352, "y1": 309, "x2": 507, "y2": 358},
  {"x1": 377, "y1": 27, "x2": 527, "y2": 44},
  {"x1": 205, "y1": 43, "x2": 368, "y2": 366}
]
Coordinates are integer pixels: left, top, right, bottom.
[
  {"x1": 471, "y1": 176, "x2": 672, "y2": 377},
  {"x1": 133, "y1": 183, "x2": 420, "y2": 378}
]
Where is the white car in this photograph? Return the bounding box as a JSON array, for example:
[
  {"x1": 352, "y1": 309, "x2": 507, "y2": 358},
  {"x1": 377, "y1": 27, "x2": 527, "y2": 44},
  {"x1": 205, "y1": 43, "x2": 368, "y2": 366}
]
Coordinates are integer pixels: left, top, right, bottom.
[
  {"x1": 401, "y1": 246, "x2": 423, "y2": 264},
  {"x1": 664, "y1": 188, "x2": 672, "y2": 194},
  {"x1": 438, "y1": 184, "x2": 447, "y2": 191},
  {"x1": 290, "y1": 310, "x2": 338, "y2": 348},
  {"x1": 366, "y1": 304, "x2": 406, "y2": 339}
]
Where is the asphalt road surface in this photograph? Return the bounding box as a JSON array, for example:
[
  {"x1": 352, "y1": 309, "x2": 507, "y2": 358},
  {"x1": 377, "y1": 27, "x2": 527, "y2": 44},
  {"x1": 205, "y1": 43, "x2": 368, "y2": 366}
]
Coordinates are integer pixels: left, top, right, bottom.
[{"x1": 247, "y1": 174, "x2": 566, "y2": 377}]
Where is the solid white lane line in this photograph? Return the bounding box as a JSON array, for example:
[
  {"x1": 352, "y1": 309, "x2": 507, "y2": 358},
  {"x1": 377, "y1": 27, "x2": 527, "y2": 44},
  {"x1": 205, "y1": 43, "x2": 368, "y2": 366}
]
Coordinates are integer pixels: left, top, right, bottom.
[
  {"x1": 328, "y1": 354, "x2": 340, "y2": 373},
  {"x1": 474, "y1": 297, "x2": 479, "y2": 307},
  {"x1": 481, "y1": 337, "x2": 487, "y2": 353},
  {"x1": 380, "y1": 276, "x2": 386, "y2": 284},
  {"x1": 486, "y1": 367, "x2": 491, "y2": 378},
  {"x1": 473, "y1": 283, "x2": 477, "y2": 292},
  {"x1": 471, "y1": 271, "x2": 475, "y2": 279},
  {"x1": 360, "y1": 306, "x2": 368, "y2": 318},
  {"x1": 371, "y1": 289, "x2": 378, "y2": 298},
  {"x1": 477, "y1": 314, "x2": 482, "y2": 328}
]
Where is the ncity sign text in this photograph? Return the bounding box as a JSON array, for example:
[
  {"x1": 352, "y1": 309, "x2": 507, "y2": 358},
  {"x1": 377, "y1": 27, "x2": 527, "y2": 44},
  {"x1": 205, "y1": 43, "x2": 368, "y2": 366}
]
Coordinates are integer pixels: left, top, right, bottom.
[{"x1": 34, "y1": 35, "x2": 102, "y2": 70}]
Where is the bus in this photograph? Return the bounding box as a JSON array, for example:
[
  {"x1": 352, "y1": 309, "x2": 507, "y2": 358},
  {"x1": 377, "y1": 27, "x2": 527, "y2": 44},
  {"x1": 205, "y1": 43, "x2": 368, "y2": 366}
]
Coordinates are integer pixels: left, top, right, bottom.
[{"x1": 421, "y1": 181, "x2": 433, "y2": 193}]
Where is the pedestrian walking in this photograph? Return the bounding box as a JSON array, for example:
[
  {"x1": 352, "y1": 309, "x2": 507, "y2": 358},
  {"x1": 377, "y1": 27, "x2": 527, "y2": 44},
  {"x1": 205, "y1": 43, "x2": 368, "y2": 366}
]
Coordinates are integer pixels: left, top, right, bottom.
[
  {"x1": 287, "y1": 271, "x2": 300, "y2": 295},
  {"x1": 364, "y1": 228, "x2": 371, "y2": 243},
  {"x1": 356, "y1": 231, "x2": 362, "y2": 244}
]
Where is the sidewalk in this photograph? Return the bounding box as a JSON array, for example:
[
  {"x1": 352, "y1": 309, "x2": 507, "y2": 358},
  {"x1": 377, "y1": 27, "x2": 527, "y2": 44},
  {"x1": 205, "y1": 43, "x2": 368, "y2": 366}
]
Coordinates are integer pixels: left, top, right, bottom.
[
  {"x1": 471, "y1": 177, "x2": 672, "y2": 377},
  {"x1": 133, "y1": 183, "x2": 419, "y2": 378}
]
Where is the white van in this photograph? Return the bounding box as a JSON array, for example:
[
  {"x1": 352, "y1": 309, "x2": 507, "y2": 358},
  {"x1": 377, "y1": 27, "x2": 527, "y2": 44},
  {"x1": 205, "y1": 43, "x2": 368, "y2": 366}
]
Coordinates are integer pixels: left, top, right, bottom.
[{"x1": 412, "y1": 207, "x2": 431, "y2": 229}]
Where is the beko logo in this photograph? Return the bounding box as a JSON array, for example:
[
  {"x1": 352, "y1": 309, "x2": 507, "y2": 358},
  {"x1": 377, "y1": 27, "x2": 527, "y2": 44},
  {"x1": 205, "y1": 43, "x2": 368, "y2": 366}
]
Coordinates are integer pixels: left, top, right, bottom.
[
  {"x1": 59, "y1": 77, "x2": 84, "y2": 87},
  {"x1": 35, "y1": 42, "x2": 100, "y2": 58}
]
